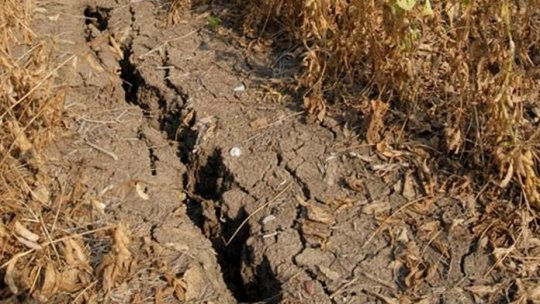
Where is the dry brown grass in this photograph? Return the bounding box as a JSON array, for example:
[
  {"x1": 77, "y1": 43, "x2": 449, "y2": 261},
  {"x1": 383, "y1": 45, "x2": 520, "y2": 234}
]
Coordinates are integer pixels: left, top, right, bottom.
[
  {"x1": 0, "y1": 1, "x2": 134, "y2": 302},
  {"x1": 239, "y1": 0, "x2": 540, "y2": 208}
]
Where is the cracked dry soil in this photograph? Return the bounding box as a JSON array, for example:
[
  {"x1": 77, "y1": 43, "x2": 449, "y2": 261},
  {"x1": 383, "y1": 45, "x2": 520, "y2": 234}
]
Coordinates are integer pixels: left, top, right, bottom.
[{"x1": 34, "y1": 0, "x2": 501, "y2": 303}]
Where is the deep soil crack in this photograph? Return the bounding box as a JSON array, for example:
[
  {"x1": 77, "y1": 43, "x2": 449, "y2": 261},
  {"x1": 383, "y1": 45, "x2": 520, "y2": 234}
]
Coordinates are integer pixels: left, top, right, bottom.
[
  {"x1": 107, "y1": 5, "x2": 257, "y2": 302},
  {"x1": 83, "y1": 6, "x2": 110, "y2": 33}
]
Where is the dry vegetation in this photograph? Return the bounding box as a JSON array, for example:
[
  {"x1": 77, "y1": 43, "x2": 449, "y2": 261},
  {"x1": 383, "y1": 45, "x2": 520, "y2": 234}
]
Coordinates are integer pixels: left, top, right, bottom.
[
  {"x1": 175, "y1": 0, "x2": 540, "y2": 298},
  {"x1": 239, "y1": 0, "x2": 540, "y2": 206},
  {"x1": 0, "y1": 1, "x2": 133, "y2": 302}
]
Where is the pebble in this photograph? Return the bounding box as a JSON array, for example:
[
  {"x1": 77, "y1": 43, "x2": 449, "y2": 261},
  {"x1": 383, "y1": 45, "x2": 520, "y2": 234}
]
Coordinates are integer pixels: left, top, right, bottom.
[{"x1": 230, "y1": 147, "x2": 242, "y2": 157}]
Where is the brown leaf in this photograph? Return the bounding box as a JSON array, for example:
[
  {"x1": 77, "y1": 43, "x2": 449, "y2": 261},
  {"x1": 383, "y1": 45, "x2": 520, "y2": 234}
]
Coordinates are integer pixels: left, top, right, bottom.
[
  {"x1": 8, "y1": 120, "x2": 33, "y2": 153},
  {"x1": 362, "y1": 200, "x2": 390, "y2": 215},
  {"x1": 31, "y1": 185, "x2": 50, "y2": 205},
  {"x1": 346, "y1": 176, "x2": 364, "y2": 192},
  {"x1": 367, "y1": 100, "x2": 389, "y2": 144},
  {"x1": 376, "y1": 141, "x2": 405, "y2": 158},
  {"x1": 305, "y1": 203, "x2": 335, "y2": 225},
  {"x1": 38, "y1": 263, "x2": 58, "y2": 300},
  {"x1": 155, "y1": 287, "x2": 165, "y2": 304},
  {"x1": 304, "y1": 94, "x2": 326, "y2": 122},
  {"x1": 402, "y1": 173, "x2": 418, "y2": 200},
  {"x1": 59, "y1": 269, "x2": 84, "y2": 292},
  {"x1": 97, "y1": 223, "x2": 133, "y2": 291},
  {"x1": 444, "y1": 127, "x2": 462, "y2": 153},
  {"x1": 465, "y1": 284, "x2": 501, "y2": 297},
  {"x1": 173, "y1": 279, "x2": 186, "y2": 302},
  {"x1": 318, "y1": 265, "x2": 341, "y2": 281},
  {"x1": 14, "y1": 221, "x2": 39, "y2": 242},
  {"x1": 5, "y1": 258, "x2": 20, "y2": 294}
]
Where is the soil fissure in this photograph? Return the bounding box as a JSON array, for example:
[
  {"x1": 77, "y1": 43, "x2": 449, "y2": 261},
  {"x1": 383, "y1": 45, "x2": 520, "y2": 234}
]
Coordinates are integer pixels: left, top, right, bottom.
[{"x1": 85, "y1": 4, "x2": 270, "y2": 302}]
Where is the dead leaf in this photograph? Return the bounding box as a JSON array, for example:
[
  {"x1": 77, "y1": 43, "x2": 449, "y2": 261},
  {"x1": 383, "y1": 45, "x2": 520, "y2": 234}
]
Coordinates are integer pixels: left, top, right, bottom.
[
  {"x1": 15, "y1": 236, "x2": 42, "y2": 250},
  {"x1": 182, "y1": 109, "x2": 196, "y2": 126},
  {"x1": 48, "y1": 14, "x2": 60, "y2": 21},
  {"x1": 38, "y1": 263, "x2": 59, "y2": 300},
  {"x1": 304, "y1": 94, "x2": 326, "y2": 122},
  {"x1": 305, "y1": 203, "x2": 335, "y2": 225},
  {"x1": 97, "y1": 223, "x2": 133, "y2": 291},
  {"x1": 8, "y1": 120, "x2": 33, "y2": 153},
  {"x1": 59, "y1": 269, "x2": 84, "y2": 292},
  {"x1": 5, "y1": 258, "x2": 19, "y2": 294},
  {"x1": 366, "y1": 100, "x2": 389, "y2": 144},
  {"x1": 376, "y1": 141, "x2": 404, "y2": 158},
  {"x1": 108, "y1": 35, "x2": 124, "y2": 60},
  {"x1": 346, "y1": 176, "x2": 364, "y2": 192},
  {"x1": 444, "y1": 127, "x2": 462, "y2": 153},
  {"x1": 31, "y1": 185, "x2": 50, "y2": 204},
  {"x1": 492, "y1": 246, "x2": 513, "y2": 260},
  {"x1": 301, "y1": 220, "x2": 331, "y2": 242},
  {"x1": 173, "y1": 279, "x2": 186, "y2": 301},
  {"x1": 402, "y1": 173, "x2": 417, "y2": 199},
  {"x1": 464, "y1": 284, "x2": 501, "y2": 297},
  {"x1": 397, "y1": 228, "x2": 409, "y2": 243},
  {"x1": 14, "y1": 221, "x2": 42, "y2": 249},
  {"x1": 362, "y1": 200, "x2": 390, "y2": 215},
  {"x1": 418, "y1": 220, "x2": 439, "y2": 235},
  {"x1": 91, "y1": 198, "x2": 106, "y2": 214},
  {"x1": 85, "y1": 53, "x2": 104, "y2": 72}
]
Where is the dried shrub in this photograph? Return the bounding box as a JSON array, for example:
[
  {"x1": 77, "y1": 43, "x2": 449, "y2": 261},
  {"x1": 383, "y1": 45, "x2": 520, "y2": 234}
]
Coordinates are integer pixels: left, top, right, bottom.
[
  {"x1": 230, "y1": 0, "x2": 540, "y2": 297},
  {"x1": 236, "y1": 0, "x2": 540, "y2": 206},
  {"x1": 0, "y1": 2, "x2": 133, "y2": 302}
]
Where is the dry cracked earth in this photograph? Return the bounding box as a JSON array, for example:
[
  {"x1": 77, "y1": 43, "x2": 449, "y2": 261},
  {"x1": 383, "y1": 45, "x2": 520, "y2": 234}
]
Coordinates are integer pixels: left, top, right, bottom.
[{"x1": 30, "y1": 0, "x2": 504, "y2": 303}]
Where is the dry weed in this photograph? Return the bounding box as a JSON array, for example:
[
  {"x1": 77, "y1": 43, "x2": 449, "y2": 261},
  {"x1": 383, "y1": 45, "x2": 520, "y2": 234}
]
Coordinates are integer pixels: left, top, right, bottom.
[
  {"x1": 0, "y1": 1, "x2": 135, "y2": 302},
  {"x1": 238, "y1": 0, "x2": 540, "y2": 207}
]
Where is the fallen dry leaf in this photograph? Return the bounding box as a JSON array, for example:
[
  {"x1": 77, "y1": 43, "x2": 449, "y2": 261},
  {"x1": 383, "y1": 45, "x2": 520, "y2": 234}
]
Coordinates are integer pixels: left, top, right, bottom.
[
  {"x1": 367, "y1": 100, "x2": 389, "y2": 144},
  {"x1": 36, "y1": 263, "x2": 59, "y2": 301},
  {"x1": 97, "y1": 223, "x2": 133, "y2": 292},
  {"x1": 14, "y1": 221, "x2": 39, "y2": 242},
  {"x1": 362, "y1": 200, "x2": 390, "y2": 215},
  {"x1": 5, "y1": 257, "x2": 20, "y2": 294},
  {"x1": 305, "y1": 203, "x2": 335, "y2": 225}
]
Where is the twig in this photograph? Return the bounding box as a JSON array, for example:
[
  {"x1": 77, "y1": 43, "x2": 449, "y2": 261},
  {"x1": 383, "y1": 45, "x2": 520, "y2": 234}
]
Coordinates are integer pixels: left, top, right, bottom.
[
  {"x1": 330, "y1": 278, "x2": 359, "y2": 299},
  {"x1": 139, "y1": 29, "x2": 199, "y2": 59},
  {"x1": 484, "y1": 225, "x2": 524, "y2": 278},
  {"x1": 85, "y1": 140, "x2": 119, "y2": 161},
  {"x1": 73, "y1": 280, "x2": 97, "y2": 302},
  {"x1": 244, "y1": 111, "x2": 304, "y2": 143},
  {"x1": 362, "y1": 196, "x2": 429, "y2": 249},
  {"x1": 225, "y1": 182, "x2": 292, "y2": 246}
]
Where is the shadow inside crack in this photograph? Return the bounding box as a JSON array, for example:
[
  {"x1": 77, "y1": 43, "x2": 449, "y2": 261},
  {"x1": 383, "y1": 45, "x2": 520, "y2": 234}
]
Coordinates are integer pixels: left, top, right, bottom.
[{"x1": 183, "y1": 149, "x2": 283, "y2": 302}]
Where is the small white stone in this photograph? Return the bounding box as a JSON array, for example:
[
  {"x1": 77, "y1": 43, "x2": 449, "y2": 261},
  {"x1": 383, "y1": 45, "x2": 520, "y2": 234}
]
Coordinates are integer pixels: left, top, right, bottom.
[
  {"x1": 230, "y1": 147, "x2": 242, "y2": 157},
  {"x1": 233, "y1": 84, "x2": 246, "y2": 92},
  {"x1": 262, "y1": 215, "x2": 276, "y2": 224}
]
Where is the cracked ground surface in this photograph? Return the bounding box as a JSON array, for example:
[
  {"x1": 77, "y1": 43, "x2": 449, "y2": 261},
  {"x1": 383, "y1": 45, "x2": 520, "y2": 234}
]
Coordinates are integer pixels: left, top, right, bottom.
[{"x1": 30, "y1": 0, "x2": 503, "y2": 303}]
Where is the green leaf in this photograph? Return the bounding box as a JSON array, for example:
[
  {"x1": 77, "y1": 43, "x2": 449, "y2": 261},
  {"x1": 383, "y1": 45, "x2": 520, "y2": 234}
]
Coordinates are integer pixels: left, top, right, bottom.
[
  {"x1": 208, "y1": 16, "x2": 221, "y2": 30},
  {"x1": 395, "y1": 0, "x2": 417, "y2": 11},
  {"x1": 422, "y1": 0, "x2": 433, "y2": 16}
]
